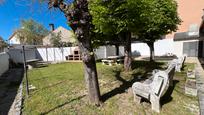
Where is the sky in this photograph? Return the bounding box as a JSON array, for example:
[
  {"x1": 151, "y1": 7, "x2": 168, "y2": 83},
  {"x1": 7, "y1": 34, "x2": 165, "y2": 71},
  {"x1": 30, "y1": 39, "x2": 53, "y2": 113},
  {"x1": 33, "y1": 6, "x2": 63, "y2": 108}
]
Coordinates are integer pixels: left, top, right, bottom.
[{"x1": 0, "y1": 0, "x2": 72, "y2": 41}]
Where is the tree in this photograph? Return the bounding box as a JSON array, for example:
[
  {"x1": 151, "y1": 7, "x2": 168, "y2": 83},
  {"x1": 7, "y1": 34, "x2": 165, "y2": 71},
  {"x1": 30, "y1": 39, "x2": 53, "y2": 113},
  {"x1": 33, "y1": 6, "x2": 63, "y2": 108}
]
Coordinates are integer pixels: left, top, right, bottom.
[
  {"x1": 50, "y1": 32, "x2": 75, "y2": 47},
  {"x1": 135, "y1": 0, "x2": 181, "y2": 61},
  {"x1": 50, "y1": 32, "x2": 62, "y2": 47},
  {"x1": 48, "y1": 0, "x2": 101, "y2": 105},
  {"x1": 89, "y1": 0, "x2": 140, "y2": 71},
  {"x1": 0, "y1": 36, "x2": 7, "y2": 48},
  {"x1": 16, "y1": 19, "x2": 48, "y2": 45},
  {"x1": 90, "y1": 0, "x2": 181, "y2": 63}
]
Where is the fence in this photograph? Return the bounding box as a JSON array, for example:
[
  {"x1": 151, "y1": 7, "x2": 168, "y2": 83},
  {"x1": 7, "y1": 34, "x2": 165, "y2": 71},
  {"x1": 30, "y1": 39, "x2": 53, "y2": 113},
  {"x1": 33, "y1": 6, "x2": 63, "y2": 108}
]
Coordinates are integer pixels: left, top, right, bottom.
[
  {"x1": 0, "y1": 47, "x2": 5, "y2": 53},
  {"x1": 94, "y1": 46, "x2": 124, "y2": 59},
  {"x1": 7, "y1": 38, "x2": 175, "y2": 64},
  {"x1": 7, "y1": 45, "x2": 124, "y2": 63},
  {"x1": 8, "y1": 47, "x2": 37, "y2": 63},
  {"x1": 0, "y1": 52, "x2": 9, "y2": 76},
  {"x1": 37, "y1": 46, "x2": 124, "y2": 61},
  {"x1": 36, "y1": 47, "x2": 76, "y2": 62}
]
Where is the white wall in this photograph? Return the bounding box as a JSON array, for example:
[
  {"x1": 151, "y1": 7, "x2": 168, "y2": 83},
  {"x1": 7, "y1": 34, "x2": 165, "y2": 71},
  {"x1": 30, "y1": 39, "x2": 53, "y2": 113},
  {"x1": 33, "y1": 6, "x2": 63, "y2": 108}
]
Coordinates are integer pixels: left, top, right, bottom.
[
  {"x1": 94, "y1": 46, "x2": 106, "y2": 59},
  {"x1": 94, "y1": 46, "x2": 125, "y2": 59},
  {"x1": 9, "y1": 34, "x2": 21, "y2": 45},
  {"x1": 8, "y1": 48, "x2": 37, "y2": 63},
  {"x1": 0, "y1": 47, "x2": 5, "y2": 53},
  {"x1": 106, "y1": 46, "x2": 116, "y2": 57},
  {"x1": 119, "y1": 46, "x2": 125, "y2": 56},
  {"x1": 155, "y1": 39, "x2": 174, "y2": 55},
  {"x1": 37, "y1": 46, "x2": 120, "y2": 61},
  {"x1": 37, "y1": 47, "x2": 76, "y2": 62},
  {"x1": 173, "y1": 41, "x2": 183, "y2": 57},
  {"x1": 174, "y1": 39, "x2": 199, "y2": 57},
  {"x1": 131, "y1": 39, "x2": 174, "y2": 56},
  {"x1": 131, "y1": 43, "x2": 150, "y2": 56},
  {"x1": 0, "y1": 52, "x2": 9, "y2": 76},
  {"x1": 7, "y1": 46, "x2": 124, "y2": 63}
]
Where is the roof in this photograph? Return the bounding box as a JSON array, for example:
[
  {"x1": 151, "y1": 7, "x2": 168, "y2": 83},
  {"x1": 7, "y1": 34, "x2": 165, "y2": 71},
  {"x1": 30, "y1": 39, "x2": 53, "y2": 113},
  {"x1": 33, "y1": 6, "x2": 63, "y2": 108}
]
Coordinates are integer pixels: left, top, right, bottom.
[
  {"x1": 43, "y1": 26, "x2": 76, "y2": 44},
  {"x1": 174, "y1": 24, "x2": 202, "y2": 41}
]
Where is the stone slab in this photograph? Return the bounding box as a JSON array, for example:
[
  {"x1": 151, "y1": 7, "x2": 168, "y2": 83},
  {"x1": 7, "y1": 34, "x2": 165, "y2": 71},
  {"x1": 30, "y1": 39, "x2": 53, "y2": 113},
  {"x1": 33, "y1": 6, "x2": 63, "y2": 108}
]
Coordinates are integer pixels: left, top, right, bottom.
[
  {"x1": 185, "y1": 79, "x2": 197, "y2": 96},
  {"x1": 187, "y1": 70, "x2": 196, "y2": 79}
]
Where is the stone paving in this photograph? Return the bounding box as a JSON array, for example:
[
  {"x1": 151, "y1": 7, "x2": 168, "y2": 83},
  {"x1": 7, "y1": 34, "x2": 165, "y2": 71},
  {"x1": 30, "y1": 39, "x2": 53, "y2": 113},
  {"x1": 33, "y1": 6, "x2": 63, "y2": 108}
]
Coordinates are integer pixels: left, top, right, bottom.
[
  {"x1": 0, "y1": 68, "x2": 23, "y2": 115},
  {"x1": 187, "y1": 57, "x2": 204, "y2": 115}
]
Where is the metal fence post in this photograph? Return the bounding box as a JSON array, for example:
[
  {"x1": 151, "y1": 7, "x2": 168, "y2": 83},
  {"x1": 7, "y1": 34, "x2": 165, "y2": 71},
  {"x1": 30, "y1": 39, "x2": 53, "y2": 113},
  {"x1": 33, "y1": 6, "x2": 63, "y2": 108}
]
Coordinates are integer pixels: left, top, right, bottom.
[{"x1": 22, "y1": 45, "x2": 29, "y2": 96}]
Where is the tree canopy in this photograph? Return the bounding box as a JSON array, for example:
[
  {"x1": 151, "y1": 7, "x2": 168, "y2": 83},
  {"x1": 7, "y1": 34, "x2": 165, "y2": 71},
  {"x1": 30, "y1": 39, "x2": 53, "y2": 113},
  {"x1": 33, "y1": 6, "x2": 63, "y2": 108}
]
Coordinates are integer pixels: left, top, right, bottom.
[
  {"x1": 136, "y1": 0, "x2": 181, "y2": 41},
  {"x1": 90, "y1": 0, "x2": 181, "y2": 62},
  {"x1": 16, "y1": 19, "x2": 48, "y2": 45},
  {"x1": 89, "y1": 0, "x2": 137, "y2": 36},
  {"x1": 135, "y1": 0, "x2": 181, "y2": 61},
  {"x1": 89, "y1": 0, "x2": 143, "y2": 71},
  {"x1": 90, "y1": 0, "x2": 180, "y2": 40},
  {"x1": 0, "y1": 36, "x2": 7, "y2": 48}
]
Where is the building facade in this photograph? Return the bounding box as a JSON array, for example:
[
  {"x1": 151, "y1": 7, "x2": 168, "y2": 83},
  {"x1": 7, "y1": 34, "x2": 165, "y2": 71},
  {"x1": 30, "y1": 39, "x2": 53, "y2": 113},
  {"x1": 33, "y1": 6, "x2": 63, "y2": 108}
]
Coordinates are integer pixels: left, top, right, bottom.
[
  {"x1": 131, "y1": 0, "x2": 204, "y2": 57},
  {"x1": 173, "y1": 0, "x2": 204, "y2": 57}
]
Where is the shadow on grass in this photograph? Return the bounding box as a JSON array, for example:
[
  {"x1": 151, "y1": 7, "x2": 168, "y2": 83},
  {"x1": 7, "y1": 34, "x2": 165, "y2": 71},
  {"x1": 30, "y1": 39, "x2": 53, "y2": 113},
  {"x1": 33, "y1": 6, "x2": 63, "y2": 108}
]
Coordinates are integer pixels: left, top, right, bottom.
[
  {"x1": 131, "y1": 61, "x2": 165, "y2": 71},
  {"x1": 160, "y1": 80, "x2": 179, "y2": 106},
  {"x1": 140, "y1": 80, "x2": 179, "y2": 107},
  {"x1": 40, "y1": 95, "x2": 86, "y2": 115},
  {"x1": 141, "y1": 56, "x2": 176, "y2": 61},
  {"x1": 101, "y1": 61, "x2": 169, "y2": 103},
  {"x1": 101, "y1": 71, "x2": 146, "y2": 102},
  {"x1": 34, "y1": 64, "x2": 48, "y2": 68},
  {"x1": 181, "y1": 64, "x2": 187, "y2": 71}
]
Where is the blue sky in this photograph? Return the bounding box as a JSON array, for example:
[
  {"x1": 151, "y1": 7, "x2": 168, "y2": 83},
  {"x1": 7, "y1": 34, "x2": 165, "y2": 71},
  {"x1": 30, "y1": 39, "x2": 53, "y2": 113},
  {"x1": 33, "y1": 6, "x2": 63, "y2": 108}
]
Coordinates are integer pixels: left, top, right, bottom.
[{"x1": 0, "y1": 0, "x2": 72, "y2": 41}]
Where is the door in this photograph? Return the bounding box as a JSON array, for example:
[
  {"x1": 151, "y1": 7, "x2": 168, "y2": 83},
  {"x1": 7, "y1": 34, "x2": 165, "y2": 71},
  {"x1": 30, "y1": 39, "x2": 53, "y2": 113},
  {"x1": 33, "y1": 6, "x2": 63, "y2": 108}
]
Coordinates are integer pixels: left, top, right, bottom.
[{"x1": 183, "y1": 41, "x2": 198, "y2": 57}]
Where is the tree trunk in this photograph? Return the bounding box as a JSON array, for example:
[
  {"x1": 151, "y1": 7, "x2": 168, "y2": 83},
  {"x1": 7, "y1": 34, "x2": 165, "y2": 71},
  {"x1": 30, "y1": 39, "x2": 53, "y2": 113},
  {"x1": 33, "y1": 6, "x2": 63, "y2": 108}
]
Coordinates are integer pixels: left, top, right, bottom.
[
  {"x1": 124, "y1": 32, "x2": 132, "y2": 71},
  {"x1": 50, "y1": 0, "x2": 101, "y2": 105},
  {"x1": 147, "y1": 42, "x2": 155, "y2": 61},
  {"x1": 115, "y1": 44, "x2": 119, "y2": 56},
  {"x1": 78, "y1": 39, "x2": 101, "y2": 105}
]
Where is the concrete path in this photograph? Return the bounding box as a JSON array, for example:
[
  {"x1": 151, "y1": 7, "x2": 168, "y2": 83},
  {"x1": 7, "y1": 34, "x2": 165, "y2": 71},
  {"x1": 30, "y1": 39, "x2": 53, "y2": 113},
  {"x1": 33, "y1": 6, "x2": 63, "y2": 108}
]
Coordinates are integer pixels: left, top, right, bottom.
[
  {"x1": 0, "y1": 68, "x2": 23, "y2": 115},
  {"x1": 187, "y1": 57, "x2": 204, "y2": 115}
]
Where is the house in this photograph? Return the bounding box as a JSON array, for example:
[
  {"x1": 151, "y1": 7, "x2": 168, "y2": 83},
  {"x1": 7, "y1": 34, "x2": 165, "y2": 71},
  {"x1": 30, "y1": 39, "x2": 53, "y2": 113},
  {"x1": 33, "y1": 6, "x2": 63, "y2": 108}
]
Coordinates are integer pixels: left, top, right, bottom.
[
  {"x1": 8, "y1": 32, "x2": 21, "y2": 45},
  {"x1": 173, "y1": 0, "x2": 204, "y2": 57},
  {"x1": 43, "y1": 24, "x2": 76, "y2": 46},
  {"x1": 8, "y1": 31, "x2": 43, "y2": 45}
]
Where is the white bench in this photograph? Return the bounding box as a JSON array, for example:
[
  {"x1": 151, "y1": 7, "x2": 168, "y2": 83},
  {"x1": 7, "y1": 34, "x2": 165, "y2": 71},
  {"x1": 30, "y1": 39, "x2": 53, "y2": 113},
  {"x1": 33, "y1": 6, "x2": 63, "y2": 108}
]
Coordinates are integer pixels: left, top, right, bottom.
[
  {"x1": 132, "y1": 65, "x2": 176, "y2": 113},
  {"x1": 175, "y1": 56, "x2": 186, "y2": 72},
  {"x1": 167, "y1": 56, "x2": 186, "y2": 72},
  {"x1": 102, "y1": 56, "x2": 124, "y2": 66},
  {"x1": 101, "y1": 59, "x2": 114, "y2": 66}
]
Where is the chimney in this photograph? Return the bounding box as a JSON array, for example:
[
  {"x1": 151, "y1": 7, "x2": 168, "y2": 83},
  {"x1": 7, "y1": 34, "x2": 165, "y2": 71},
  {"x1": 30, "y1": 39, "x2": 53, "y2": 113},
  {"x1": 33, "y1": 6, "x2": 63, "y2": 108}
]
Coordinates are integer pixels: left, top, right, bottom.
[{"x1": 49, "y1": 23, "x2": 54, "y2": 31}]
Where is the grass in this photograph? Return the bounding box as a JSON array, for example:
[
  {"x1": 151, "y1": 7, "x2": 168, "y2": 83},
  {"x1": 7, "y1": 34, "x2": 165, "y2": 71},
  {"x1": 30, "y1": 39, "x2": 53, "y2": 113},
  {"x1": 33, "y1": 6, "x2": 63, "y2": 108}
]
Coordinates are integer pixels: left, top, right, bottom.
[{"x1": 22, "y1": 61, "x2": 199, "y2": 115}]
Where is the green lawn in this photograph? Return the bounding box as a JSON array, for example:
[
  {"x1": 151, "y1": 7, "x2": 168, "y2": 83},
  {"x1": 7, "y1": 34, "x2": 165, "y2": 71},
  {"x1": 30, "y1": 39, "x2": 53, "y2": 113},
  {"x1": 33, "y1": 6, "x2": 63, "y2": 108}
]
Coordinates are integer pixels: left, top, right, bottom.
[{"x1": 22, "y1": 61, "x2": 199, "y2": 115}]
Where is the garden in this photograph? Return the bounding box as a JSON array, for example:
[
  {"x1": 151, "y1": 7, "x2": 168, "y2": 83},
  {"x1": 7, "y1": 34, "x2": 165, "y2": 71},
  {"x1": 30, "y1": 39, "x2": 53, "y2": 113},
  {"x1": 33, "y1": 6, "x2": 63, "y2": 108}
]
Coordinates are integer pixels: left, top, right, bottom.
[{"x1": 22, "y1": 61, "x2": 199, "y2": 115}]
